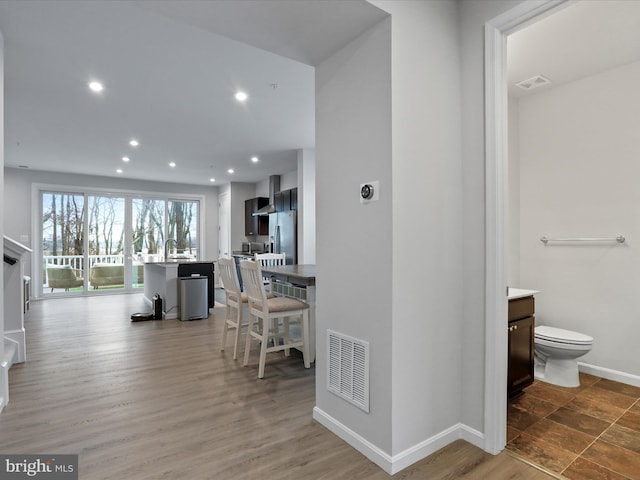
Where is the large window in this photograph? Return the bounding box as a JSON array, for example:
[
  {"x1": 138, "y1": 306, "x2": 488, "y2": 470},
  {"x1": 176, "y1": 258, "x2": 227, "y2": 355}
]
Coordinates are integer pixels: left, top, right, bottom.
[
  {"x1": 132, "y1": 198, "x2": 165, "y2": 262},
  {"x1": 40, "y1": 188, "x2": 201, "y2": 297},
  {"x1": 168, "y1": 200, "x2": 198, "y2": 258}
]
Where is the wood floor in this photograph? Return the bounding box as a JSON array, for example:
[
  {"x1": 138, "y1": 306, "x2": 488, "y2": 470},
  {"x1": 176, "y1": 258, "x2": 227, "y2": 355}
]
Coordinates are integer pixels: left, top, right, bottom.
[{"x1": 0, "y1": 293, "x2": 554, "y2": 479}]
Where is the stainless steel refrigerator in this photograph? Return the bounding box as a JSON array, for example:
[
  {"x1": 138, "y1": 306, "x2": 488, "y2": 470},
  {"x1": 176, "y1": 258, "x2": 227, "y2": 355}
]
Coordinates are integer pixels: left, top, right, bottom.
[{"x1": 269, "y1": 210, "x2": 297, "y2": 265}]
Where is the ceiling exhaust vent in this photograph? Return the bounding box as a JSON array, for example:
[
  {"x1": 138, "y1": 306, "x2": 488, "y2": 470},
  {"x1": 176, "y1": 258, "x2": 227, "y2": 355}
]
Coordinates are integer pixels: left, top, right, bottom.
[
  {"x1": 327, "y1": 330, "x2": 369, "y2": 413},
  {"x1": 515, "y1": 74, "x2": 551, "y2": 91}
]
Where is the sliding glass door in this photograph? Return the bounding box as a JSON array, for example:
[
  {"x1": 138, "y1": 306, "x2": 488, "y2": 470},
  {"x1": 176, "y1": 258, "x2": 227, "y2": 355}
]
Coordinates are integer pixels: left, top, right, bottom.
[
  {"x1": 40, "y1": 189, "x2": 200, "y2": 297},
  {"x1": 87, "y1": 195, "x2": 126, "y2": 292},
  {"x1": 42, "y1": 192, "x2": 86, "y2": 294}
]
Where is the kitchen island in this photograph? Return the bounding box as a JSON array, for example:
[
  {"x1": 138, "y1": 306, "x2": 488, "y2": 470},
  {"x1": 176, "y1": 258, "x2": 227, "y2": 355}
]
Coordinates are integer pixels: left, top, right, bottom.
[{"x1": 144, "y1": 260, "x2": 215, "y2": 319}]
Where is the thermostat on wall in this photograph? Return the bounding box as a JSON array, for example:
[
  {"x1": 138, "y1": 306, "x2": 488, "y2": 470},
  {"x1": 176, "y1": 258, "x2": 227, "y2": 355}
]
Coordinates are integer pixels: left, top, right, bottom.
[{"x1": 360, "y1": 181, "x2": 379, "y2": 203}]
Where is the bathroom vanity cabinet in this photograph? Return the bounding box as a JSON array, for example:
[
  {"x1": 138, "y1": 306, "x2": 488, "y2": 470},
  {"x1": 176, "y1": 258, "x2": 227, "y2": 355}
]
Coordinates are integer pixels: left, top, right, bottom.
[{"x1": 508, "y1": 295, "x2": 535, "y2": 397}]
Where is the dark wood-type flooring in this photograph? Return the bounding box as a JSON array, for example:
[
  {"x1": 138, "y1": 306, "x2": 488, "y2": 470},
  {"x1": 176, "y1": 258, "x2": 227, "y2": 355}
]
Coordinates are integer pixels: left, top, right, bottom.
[
  {"x1": 508, "y1": 374, "x2": 640, "y2": 479},
  {"x1": 0, "y1": 293, "x2": 555, "y2": 479}
]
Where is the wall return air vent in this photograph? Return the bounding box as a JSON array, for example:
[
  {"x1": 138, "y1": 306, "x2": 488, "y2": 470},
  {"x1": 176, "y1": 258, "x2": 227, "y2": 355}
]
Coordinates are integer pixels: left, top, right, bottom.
[{"x1": 327, "y1": 330, "x2": 370, "y2": 413}]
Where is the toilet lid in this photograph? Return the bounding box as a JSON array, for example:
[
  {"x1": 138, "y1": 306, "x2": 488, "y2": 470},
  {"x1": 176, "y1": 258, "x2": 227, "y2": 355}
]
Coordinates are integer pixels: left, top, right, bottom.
[{"x1": 535, "y1": 325, "x2": 593, "y2": 345}]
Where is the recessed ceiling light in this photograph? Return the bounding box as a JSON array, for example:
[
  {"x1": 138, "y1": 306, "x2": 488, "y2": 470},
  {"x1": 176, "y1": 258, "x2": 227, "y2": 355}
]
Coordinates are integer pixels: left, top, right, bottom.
[
  {"x1": 129, "y1": 139, "x2": 139, "y2": 147},
  {"x1": 116, "y1": 168, "x2": 123, "y2": 174},
  {"x1": 88, "y1": 81, "x2": 103, "y2": 93},
  {"x1": 209, "y1": 178, "x2": 216, "y2": 183},
  {"x1": 122, "y1": 156, "x2": 130, "y2": 162},
  {"x1": 234, "y1": 91, "x2": 248, "y2": 102},
  {"x1": 169, "y1": 161, "x2": 176, "y2": 168},
  {"x1": 251, "y1": 156, "x2": 259, "y2": 163},
  {"x1": 227, "y1": 168, "x2": 234, "y2": 174}
]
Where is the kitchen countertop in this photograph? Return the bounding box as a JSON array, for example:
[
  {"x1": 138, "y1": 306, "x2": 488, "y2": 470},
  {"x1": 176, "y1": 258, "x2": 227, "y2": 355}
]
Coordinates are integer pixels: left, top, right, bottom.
[
  {"x1": 260, "y1": 264, "x2": 316, "y2": 287},
  {"x1": 144, "y1": 259, "x2": 215, "y2": 266},
  {"x1": 508, "y1": 288, "x2": 540, "y2": 300}
]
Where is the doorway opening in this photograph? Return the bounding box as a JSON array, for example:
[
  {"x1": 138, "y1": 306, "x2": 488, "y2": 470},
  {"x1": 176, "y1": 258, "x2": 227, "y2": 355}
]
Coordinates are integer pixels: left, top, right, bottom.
[{"x1": 487, "y1": 0, "x2": 640, "y2": 476}]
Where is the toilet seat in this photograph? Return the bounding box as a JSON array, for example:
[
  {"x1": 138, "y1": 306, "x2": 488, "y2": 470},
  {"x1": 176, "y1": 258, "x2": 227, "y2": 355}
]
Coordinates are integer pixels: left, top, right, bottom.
[{"x1": 535, "y1": 325, "x2": 593, "y2": 346}]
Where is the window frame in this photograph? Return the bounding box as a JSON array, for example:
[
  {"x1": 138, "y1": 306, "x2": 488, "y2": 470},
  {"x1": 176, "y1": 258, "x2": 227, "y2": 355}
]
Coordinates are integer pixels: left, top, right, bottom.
[{"x1": 32, "y1": 183, "x2": 205, "y2": 299}]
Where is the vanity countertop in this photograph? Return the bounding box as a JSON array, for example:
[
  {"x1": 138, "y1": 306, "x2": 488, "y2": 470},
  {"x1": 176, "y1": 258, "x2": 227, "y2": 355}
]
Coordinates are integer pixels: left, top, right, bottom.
[{"x1": 508, "y1": 288, "x2": 540, "y2": 300}]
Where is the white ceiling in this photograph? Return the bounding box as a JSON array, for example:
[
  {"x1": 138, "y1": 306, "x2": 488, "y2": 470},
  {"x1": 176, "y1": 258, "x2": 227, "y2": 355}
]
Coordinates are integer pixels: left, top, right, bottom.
[
  {"x1": 4, "y1": 0, "x2": 638, "y2": 187},
  {"x1": 508, "y1": 0, "x2": 640, "y2": 98},
  {"x1": 0, "y1": 0, "x2": 387, "y2": 186}
]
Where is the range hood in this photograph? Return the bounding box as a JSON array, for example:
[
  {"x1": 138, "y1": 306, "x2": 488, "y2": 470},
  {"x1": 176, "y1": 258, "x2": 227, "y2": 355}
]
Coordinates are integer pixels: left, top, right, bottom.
[{"x1": 253, "y1": 174, "x2": 281, "y2": 216}]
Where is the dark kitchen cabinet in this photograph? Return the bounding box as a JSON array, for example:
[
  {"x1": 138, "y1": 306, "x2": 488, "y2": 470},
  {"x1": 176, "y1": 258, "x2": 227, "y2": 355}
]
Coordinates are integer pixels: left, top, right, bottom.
[
  {"x1": 508, "y1": 296, "x2": 535, "y2": 397},
  {"x1": 274, "y1": 192, "x2": 284, "y2": 212},
  {"x1": 245, "y1": 197, "x2": 269, "y2": 236},
  {"x1": 274, "y1": 188, "x2": 298, "y2": 212},
  {"x1": 281, "y1": 189, "x2": 291, "y2": 212}
]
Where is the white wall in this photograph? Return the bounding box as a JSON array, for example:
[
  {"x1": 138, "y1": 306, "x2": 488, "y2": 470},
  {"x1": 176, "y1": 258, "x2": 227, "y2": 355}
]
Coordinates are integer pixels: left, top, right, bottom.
[
  {"x1": 297, "y1": 149, "x2": 315, "y2": 264},
  {"x1": 228, "y1": 182, "x2": 255, "y2": 251},
  {"x1": 508, "y1": 97, "x2": 521, "y2": 285},
  {"x1": 280, "y1": 170, "x2": 297, "y2": 191},
  {"x1": 315, "y1": 14, "x2": 393, "y2": 455},
  {"x1": 4, "y1": 168, "x2": 219, "y2": 291},
  {"x1": 317, "y1": 0, "x2": 465, "y2": 470},
  {"x1": 254, "y1": 169, "x2": 298, "y2": 197},
  {"x1": 517, "y1": 61, "x2": 640, "y2": 376},
  {"x1": 0, "y1": 30, "x2": 6, "y2": 410},
  {"x1": 382, "y1": 0, "x2": 463, "y2": 455},
  {"x1": 459, "y1": 0, "x2": 527, "y2": 435}
]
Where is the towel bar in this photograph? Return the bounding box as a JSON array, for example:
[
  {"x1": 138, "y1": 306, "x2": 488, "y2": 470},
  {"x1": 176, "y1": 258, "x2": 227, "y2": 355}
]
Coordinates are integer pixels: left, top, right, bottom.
[{"x1": 540, "y1": 235, "x2": 625, "y2": 244}]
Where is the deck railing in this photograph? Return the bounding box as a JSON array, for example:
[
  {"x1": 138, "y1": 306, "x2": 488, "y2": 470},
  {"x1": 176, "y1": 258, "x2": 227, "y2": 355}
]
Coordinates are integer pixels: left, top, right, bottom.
[
  {"x1": 43, "y1": 254, "x2": 124, "y2": 273},
  {"x1": 42, "y1": 254, "x2": 162, "y2": 288}
]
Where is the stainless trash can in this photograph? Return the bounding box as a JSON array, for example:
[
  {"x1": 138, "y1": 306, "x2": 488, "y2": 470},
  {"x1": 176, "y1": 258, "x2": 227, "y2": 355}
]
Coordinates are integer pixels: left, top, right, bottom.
[{"x1": 179, "y1": 276, "x2": 208, "y2": 321}]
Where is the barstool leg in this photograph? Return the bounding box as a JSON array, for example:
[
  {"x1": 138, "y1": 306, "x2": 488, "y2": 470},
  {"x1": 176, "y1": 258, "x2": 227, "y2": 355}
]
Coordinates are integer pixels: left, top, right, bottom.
[
  {"x1": 221, "y1": 303, "x2": 231, "y2": 352},
  {"x1": 243, "y1": 315, "x2": 254, "y2": 367},
  {"x1": 258, "y1": 318, "x2": 270, "y2": 378},
  {"x1": 302, "y1": 310, "x2": 310, "y2": 369},
  {"x1": 232, "y1": 304, "x2": 242, "y2": 360}
]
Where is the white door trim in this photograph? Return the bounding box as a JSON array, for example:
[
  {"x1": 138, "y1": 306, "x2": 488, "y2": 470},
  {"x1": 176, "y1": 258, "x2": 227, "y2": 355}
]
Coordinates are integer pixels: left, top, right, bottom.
[
  {"x1": 218, "y1": 191, "x2": 230, "y2": 258},
  {"x1": 483, "y1": 0, "x2": 569, "y2": 455}
]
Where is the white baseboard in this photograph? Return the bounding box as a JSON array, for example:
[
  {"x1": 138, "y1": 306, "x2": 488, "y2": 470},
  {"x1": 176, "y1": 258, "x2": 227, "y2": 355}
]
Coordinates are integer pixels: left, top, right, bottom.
[
  {"x1": 579, "y1": 362, "x2": 640, "y2": 387},
  {"x1": 312, "y1": 407, "x2": 484, "y2": 475},
  {"x1": 4, "y1": 329, "x2": 26, "y2": 363},
  {"x1": 0, "y1": 355, "x2": 10, "y2": 410}
]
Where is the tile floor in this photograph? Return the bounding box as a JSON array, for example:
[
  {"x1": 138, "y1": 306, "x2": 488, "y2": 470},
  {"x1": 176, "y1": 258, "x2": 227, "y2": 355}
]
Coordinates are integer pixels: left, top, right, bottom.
[{"x1": 507, "y1": 373, "x2": 640, "y2": 479}]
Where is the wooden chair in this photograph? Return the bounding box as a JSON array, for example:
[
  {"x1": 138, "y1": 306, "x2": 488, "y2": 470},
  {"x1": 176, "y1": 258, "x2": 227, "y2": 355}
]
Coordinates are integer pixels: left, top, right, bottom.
[
  {"x1": 218, "y1": 257, "x2": 247, "y2": 360},
  {"x1": 239, "y1": 259, "x2": 310, "y2": 378},
  {"x1": 254, "y1": 252, "x2": 285, "y2": 291}
]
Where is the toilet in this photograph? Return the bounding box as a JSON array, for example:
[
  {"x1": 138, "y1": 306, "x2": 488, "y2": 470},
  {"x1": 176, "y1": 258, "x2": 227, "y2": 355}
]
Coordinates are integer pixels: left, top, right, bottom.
[{"x1": 534, "y1": 325, "x2": 594, "y2": 388}]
